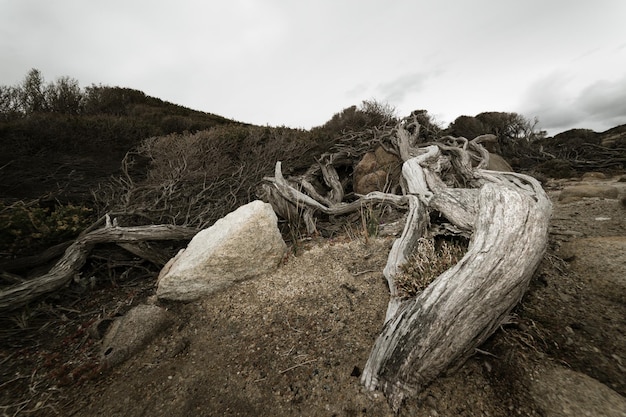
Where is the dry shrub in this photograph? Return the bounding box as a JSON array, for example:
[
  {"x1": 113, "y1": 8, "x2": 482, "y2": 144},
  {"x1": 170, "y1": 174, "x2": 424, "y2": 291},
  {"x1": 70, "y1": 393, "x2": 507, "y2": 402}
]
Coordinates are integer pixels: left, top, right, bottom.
[
  {"x1": 535, "y1": 158, "x2": 575, "y2": 179},
  {"x1": 94, "y1": 125, "x2": 316, "y2": 229},
  {"x1": 396, "y1": 237, "x2": 468, "y2": 297},
  {"x1": 0, "y1": 200, "x2": 94, "y2": 257}
]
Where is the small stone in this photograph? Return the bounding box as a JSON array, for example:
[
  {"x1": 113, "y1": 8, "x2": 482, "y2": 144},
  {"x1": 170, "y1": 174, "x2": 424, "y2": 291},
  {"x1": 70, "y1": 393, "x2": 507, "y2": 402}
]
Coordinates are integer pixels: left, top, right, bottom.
[
  {"x1": 559, "y1": 185, "x2": 619, "y2": 202},
  {"x1": 424, "y1": 394, "x2": 438, "y2": 409},
  {"x1": 581, "y1": 172, "x2": 607, "y2": 180},
  {"x1": 557, "y1": 243, "x2": 577, "y2": 261},
  {"x1": 530, "y1": 365, "x2": 626, "y2": 416}
]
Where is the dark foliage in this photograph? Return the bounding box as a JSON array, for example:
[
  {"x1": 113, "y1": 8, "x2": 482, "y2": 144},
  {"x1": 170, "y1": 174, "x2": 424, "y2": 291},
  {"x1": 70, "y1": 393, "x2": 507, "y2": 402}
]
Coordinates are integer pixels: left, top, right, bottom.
[
  {"x1": 1, "y1": 69, "x2": 624, "y2": 263},
  {"x1": 534, "y1": 159, "x2": 575, "y2": 179},
  {"x1": 0, "y1": 69, "x2": 240, "y2": 201},
  {"x1": 446, "y1": 112, "x2": 546, "y2": 156},
  {"x1": 313, "y1": 99, "x2": 397, "y2": 137},
  {"x1": 534, "y1": 126, "x2": 626, "y2": 174}
]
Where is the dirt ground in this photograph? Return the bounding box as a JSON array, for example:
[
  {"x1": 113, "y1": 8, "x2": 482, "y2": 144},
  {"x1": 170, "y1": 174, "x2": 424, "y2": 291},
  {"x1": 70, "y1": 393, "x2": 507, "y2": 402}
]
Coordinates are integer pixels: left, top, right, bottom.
[{"x1": 1, "y1": 174, "x2": 625, "y2": 416}]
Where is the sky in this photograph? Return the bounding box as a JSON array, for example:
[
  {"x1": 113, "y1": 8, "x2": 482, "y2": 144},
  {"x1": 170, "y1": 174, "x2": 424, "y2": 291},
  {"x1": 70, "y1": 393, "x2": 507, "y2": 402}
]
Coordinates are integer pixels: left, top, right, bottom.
[{"x1": 1, "y1": 0, "x2": 626, "y2": 136}]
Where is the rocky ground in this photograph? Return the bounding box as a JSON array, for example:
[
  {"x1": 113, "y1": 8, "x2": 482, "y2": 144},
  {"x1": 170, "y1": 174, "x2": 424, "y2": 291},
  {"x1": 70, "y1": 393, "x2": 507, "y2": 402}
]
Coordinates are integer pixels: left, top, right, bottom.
[{"x1": 1, "y1": 173, "x2": 625, "y2": 416}]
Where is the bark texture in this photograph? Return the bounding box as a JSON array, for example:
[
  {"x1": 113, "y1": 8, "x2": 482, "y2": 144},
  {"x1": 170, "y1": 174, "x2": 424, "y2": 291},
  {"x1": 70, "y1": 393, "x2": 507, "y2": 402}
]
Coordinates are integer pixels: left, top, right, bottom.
[{"x1": 362, "y1": 182, "x2": 551, "y2": 410}]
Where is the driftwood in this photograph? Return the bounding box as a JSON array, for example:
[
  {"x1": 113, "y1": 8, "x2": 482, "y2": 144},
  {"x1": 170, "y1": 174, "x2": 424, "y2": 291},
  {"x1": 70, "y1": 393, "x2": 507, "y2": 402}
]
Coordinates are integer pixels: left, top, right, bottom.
[
  {"x1": 263, "y1": 161, "x2": 409, "y2": 234},
  {"x1": 261, "y1": 114, "x2": 552, "y2": 411},
  {"x1": 0, "y1": 224, "x2": 196, "y2": 313}
]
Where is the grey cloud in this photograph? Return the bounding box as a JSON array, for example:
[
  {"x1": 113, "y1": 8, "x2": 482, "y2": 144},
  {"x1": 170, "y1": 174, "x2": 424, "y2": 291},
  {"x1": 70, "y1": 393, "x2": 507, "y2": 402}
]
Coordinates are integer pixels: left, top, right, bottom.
[
  {"x1": 376, "y1": 71, "x2": 439, "y2": 105},
  {"x1": 2, "y1": 1, "x2": 625, "y2": 131},
  {"x1": 578, "y1": 77, "x2": 626, "y2": 126},
  {"x1": 521, "y1": 73, "x2": 626, "y2": 134},
  {"x1": 345, "y1": 83, "x2": 371, "y2": 100},
  {"x1": 520, "y1": 73, "x2": 579, "y2": 132}
]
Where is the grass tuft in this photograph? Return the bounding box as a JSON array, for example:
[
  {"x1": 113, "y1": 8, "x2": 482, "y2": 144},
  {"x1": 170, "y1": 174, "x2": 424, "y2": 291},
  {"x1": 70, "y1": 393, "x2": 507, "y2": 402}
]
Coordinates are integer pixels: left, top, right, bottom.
[{"x1": 396, "y1": 237, "x2": 468, "y2": 297}]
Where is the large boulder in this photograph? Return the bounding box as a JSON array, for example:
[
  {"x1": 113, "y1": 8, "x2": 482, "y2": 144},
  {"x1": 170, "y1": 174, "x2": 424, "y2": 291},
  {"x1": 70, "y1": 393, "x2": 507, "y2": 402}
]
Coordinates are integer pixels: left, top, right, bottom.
[
  {"x1": 530, "y1": 364, "x2": 626, "y2": 417},
  {"x1": 353, "y1": 146, "x2": 402, "y2": 194},
  {"x1": 486, "y1": 153, "x2": 513, "y2": 172},
  {"x1": 353, "y1": 147, "x2": 510, "y2": 195},
  {"x1": 156, "y1": 200, "x2": 287, "y2": 301}
]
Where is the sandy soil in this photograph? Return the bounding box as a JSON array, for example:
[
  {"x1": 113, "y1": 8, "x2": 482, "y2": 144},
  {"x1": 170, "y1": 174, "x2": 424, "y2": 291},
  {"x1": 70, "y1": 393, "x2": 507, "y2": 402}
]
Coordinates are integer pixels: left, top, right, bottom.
[{"x1": 1, "y1": 174, "x2": 625, "y2": 416}]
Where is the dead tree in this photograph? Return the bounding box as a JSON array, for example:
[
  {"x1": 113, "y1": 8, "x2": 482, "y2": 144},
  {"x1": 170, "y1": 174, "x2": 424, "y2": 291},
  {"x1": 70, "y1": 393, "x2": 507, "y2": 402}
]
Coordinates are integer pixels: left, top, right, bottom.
[
  {"x1": 261, "y1": 114, "x2": 552, "y2": 411},
  {"x1": 0, "y1": 224, "x2": 196, "y2": 312}
]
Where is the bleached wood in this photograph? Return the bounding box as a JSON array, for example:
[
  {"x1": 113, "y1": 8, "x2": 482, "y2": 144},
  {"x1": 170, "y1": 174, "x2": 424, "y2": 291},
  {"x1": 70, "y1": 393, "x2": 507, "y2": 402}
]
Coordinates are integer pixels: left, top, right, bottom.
[
  {"x1": 261, "y1": 162, "x2": 410, "y2": 234},
  {"x1": 0, "y1": 225, "x2": 196, "y2": 312},
  {"x1": 361, "y1": 181, "x2": 551, "y2": 410}
]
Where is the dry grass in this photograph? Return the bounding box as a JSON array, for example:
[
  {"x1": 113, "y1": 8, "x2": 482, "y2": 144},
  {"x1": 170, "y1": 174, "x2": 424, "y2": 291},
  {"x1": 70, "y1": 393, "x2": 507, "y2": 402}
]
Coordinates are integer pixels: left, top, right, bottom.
[{"x1": 396, "y1": 237, "x2": 468, "y2": 297}]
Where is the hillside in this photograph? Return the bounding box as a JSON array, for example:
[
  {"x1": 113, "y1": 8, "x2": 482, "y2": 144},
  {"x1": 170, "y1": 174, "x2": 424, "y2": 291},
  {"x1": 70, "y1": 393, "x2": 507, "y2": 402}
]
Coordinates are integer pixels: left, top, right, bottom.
[
  {"x1": 1, "y1": 70, "x2": 624, "y2": 206},
  {"x1": 0, "y1": 85, "x2": 242, "y2": 201}
]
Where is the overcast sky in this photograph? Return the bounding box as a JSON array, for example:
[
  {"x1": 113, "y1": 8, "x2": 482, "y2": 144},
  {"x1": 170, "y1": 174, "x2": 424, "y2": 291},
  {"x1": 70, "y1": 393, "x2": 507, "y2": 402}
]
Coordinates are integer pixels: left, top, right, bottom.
[{"x1": 1, "y1": 0, "x2": 625, "y2": 135}]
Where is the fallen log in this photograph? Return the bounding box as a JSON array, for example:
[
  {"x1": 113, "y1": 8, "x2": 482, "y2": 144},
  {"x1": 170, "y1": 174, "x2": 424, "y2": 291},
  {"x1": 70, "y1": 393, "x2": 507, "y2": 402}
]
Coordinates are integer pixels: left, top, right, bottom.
[
  {"x1": 0, "y1": 224, "x2": 196, "y2": 313},
  {"x1": 367, "y1": 150, "x2": 551, "y2": 410}
]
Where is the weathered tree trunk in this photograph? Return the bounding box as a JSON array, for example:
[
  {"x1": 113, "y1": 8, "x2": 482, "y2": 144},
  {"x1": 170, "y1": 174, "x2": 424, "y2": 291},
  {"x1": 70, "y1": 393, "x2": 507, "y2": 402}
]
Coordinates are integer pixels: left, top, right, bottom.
[
  {"x1": 362, "y1": 181, "x2": 551, "y2": 410},
  {"x1": 261, "y1": 115, "x2": 552, "y2": 411},
  {"x1": 0, "y1": 225, "x2": 196, "y2": 312}
]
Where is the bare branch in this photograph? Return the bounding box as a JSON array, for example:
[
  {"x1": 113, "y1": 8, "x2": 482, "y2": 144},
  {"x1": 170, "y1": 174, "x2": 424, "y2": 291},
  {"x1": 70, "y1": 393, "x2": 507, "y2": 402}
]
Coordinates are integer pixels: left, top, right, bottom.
[{"x1": 0, "y1": 225, "x2": 196, "y2": 312}]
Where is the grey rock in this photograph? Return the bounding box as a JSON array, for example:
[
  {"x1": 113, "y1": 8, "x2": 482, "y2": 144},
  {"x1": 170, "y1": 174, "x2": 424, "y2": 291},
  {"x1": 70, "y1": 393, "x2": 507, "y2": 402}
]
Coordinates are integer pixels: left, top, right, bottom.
[
  {"x1": 101, "y1": 304, "x2": 173, "y2": 368},
  {"x1": 156, "y1": 200, "x2": 287, "y2": 301},
  {"x1": 530, "y1": 364, "x2": 626, "y2": 417}
]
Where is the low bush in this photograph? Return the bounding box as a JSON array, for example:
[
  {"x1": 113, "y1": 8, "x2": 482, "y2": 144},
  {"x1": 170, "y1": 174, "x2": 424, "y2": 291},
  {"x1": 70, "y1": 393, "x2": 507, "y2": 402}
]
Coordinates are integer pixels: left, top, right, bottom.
[
  {"x1": 535, "y1": 159, "x2": 575, "y2": 178},
  {"x1": 0, "y1": 201, "x2": 94, "y2": 258}
]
